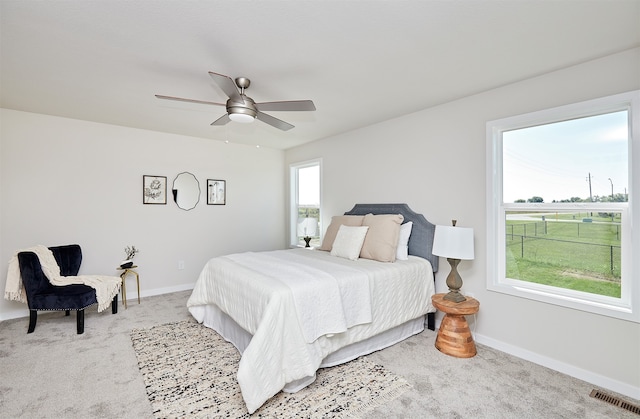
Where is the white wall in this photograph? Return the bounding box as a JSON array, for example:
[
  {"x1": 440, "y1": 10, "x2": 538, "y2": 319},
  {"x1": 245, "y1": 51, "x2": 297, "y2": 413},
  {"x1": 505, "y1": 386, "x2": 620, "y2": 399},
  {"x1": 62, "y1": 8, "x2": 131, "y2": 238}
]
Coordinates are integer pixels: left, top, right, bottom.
[
  {"x1": 285, "y1": 48, "x2": 640, "y2": 399},
  {"x1": 0, "y1": 110, "x2": 286, "y2": 319}
]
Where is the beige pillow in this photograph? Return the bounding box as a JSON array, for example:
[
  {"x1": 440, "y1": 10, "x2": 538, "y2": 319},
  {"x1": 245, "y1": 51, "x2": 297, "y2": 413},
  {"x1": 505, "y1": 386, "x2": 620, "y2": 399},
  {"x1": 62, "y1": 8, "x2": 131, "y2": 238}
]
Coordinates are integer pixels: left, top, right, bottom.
[
  {"x1": 359, "y1": 213, "x2": 404, "y2": 262},
  {"x1": 330, "y1": 225, "x2": 370, "y2": 260},
  {"x1": 319, "y1": 215, "x2": 365, "y2": 251}
]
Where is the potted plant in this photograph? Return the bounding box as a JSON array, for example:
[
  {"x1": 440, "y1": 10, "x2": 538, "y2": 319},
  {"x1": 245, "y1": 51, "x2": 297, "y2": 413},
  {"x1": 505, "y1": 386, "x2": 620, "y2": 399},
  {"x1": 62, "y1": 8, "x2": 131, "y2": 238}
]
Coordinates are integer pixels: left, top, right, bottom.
[{"x1": 120, "y1": 245, "x2": 139, "y2": 269}]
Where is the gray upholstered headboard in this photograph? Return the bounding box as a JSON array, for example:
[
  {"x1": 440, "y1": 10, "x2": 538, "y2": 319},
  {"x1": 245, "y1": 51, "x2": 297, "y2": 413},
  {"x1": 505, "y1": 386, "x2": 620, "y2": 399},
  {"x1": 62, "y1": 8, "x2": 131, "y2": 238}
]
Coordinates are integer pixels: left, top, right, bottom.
[{"x1": 343, "y1": 203, "x2": 439, "y2": 273}]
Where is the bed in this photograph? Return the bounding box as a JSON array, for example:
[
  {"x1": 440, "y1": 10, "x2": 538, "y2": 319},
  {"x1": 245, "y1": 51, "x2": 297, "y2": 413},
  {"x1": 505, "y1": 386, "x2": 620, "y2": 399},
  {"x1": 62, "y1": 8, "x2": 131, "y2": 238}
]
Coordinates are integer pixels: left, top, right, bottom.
[{"x1": 187, "y1": 203, "x2": 439, "y2": 413}]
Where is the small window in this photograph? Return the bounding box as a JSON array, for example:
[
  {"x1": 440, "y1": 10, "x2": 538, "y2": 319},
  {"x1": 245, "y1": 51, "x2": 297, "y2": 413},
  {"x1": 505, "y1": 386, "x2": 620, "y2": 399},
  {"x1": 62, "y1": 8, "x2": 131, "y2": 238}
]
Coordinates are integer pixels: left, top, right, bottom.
[
  {"x1": 290, "y1": 159, "x2": 321, "y2": 247},
  {"x1": 486, "y1": 91, "x2": 638, "y2": 322}
]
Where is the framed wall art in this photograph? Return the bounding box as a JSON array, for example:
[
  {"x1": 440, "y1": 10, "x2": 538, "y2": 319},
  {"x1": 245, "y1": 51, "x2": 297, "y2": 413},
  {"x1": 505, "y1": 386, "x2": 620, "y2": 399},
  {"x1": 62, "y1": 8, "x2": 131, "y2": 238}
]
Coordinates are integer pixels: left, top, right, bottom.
[
  {"x1": 207, "y1": 179, "x2": 226, "y2": 205},
  {"x1": 143, "y1": 175, "x2": 167, "y2": 204}
]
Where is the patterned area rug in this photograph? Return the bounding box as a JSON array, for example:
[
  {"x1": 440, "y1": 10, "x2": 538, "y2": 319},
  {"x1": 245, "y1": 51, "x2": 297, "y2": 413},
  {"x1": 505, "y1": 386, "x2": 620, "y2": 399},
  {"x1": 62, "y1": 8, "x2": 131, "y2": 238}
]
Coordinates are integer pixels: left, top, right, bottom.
[{"x1": 130, "y1": 321, "x2": 411, "y2": 418}]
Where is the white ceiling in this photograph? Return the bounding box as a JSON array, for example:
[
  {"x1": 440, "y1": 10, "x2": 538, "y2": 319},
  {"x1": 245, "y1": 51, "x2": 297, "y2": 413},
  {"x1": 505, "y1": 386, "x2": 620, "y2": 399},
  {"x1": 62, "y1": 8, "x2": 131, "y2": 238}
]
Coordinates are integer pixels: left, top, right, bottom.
[{"x1": 1, "y1": 1, "x2": 639, "y2": 150}]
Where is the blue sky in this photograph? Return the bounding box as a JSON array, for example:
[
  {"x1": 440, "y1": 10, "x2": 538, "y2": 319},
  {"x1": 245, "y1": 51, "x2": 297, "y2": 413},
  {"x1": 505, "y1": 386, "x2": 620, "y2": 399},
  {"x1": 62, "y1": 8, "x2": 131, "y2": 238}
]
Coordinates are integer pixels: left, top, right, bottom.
[{"x1": 503, "y1": 110, "x2": 628, "y2": 203}]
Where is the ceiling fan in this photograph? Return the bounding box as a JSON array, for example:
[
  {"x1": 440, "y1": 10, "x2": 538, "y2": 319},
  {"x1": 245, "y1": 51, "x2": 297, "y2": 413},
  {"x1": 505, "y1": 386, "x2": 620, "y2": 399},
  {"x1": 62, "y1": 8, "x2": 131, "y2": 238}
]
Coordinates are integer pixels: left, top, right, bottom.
[{"x1": 156, "y1": 71, "x2": 316, "y2": 131}]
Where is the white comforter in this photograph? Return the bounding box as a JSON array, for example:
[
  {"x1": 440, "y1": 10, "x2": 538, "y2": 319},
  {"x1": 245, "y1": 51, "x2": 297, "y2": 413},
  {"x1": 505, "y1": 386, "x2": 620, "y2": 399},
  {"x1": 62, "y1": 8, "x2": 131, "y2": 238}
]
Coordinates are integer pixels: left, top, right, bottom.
[
  {"x1": 187, "y1": 248, "x2": 434, "y2": 414},
  {"x1": 225, "y1": 251, "x2": 372, "y2": 343}
]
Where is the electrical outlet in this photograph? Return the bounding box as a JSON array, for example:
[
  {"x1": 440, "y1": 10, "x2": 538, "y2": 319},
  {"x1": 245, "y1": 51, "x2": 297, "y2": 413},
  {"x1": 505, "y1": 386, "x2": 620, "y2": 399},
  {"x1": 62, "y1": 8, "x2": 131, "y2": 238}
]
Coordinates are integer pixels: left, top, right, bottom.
[{"x1": 178, "y1": 260, "x2": 185, "y2": 270}]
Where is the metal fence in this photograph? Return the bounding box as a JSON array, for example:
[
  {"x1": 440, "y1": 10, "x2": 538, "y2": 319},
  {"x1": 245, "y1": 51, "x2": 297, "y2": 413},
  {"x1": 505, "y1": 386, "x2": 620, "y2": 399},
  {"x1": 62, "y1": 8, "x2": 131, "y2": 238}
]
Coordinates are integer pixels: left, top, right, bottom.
[
  {"x1": 506, "y1": 221, "x2": 621, "y2": 278},
  {"x1": 506, "y1": 221, "x2": 621, "y2": 240}
]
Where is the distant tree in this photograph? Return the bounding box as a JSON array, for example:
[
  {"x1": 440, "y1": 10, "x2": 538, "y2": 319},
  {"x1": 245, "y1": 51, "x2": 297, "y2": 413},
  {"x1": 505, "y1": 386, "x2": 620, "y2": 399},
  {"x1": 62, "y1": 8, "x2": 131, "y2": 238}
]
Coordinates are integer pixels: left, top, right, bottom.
[
  {"x1": 514, "y1": 199, "x2": 526, "y2": 203},
  {"x1": 527, "y1": 196, "x2": 544, "y2": 203},
  {"x1": 557, "y1": 196, "x2": 584, "y2": 203},
  {"x1": 601, "y1": 193, "x2": 628, "y2": 203}
]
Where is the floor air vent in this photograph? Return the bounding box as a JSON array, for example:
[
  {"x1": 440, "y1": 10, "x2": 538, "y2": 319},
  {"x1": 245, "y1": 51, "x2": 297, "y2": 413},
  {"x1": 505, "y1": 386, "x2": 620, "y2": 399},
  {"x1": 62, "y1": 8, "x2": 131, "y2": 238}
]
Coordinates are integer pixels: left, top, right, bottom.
[{"x1": 590, "y1": 389, "x2": 640, "y2": 415}]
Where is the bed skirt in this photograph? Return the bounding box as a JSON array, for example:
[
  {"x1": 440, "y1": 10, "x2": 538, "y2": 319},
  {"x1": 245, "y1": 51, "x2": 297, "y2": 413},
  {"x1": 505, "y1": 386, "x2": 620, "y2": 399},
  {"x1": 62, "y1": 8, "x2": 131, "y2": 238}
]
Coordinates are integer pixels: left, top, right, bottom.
[{"x1": 189, "y1": 304, "x2": 426, "y2": 392}]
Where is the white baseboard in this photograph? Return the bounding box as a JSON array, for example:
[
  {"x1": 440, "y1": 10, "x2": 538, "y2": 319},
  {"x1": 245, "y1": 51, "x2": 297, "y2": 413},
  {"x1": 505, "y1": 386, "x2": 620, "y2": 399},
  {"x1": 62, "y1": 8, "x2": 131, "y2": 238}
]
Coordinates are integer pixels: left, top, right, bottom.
[
  {"x1": 124, "y1": 282, "x2": 194, "y2": 300},
  {"x1": 0, "y1": 308, "x2": 28, "y2": 321},
  {"x1": 474, "y1": 333, "x2": 640, "y2": 401},
  {"x1": 0, "y1": 283, "x2": 196, "y2": 322}
]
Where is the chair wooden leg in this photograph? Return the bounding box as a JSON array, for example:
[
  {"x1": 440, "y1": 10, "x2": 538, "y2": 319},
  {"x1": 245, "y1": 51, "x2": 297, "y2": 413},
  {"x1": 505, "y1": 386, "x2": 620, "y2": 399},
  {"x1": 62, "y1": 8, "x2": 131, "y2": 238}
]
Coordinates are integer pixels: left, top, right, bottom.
[
  {"x1": 111, "y1": 294, "x2": 118, "y2": 314},
  {"x1": 28, "y1": 310, "x2": 37, "y2": 333},
  {"x1": 76, "y1": 309, "x2": 85, "y2": 334}
]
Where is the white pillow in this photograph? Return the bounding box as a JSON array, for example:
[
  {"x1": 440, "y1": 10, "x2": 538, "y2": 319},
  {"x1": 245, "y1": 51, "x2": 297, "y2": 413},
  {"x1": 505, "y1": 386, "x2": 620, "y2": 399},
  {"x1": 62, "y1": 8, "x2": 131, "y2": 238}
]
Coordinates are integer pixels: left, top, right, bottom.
[
  {"x1": 330, "y1": 225, "x2": 370, "y2": 260},
  {"x1": 396, "y1": 221, "x2": 413, "y2": 260}
]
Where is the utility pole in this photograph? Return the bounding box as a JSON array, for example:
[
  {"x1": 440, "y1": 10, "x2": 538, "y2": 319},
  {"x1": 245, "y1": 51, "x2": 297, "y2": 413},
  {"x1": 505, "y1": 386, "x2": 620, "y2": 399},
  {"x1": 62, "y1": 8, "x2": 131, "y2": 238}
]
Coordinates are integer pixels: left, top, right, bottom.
[
  {"x1": 586, "y1": 172, "x2": 593, "y2": 202},
  {"x1": 586, "y1": 172, "x2": 594, "y2": 217}
]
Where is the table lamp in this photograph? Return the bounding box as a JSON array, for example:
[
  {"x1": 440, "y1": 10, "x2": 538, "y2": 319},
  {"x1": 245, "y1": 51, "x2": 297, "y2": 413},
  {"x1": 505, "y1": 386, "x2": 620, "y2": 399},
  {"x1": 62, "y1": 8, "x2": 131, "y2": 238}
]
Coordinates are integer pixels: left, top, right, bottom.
[
  {"x1": 432, "y1": 220, "x2": 475, "y2": 302},
  {"x1": 297, "y1": 217, "x2": 318, "y2": 247}
]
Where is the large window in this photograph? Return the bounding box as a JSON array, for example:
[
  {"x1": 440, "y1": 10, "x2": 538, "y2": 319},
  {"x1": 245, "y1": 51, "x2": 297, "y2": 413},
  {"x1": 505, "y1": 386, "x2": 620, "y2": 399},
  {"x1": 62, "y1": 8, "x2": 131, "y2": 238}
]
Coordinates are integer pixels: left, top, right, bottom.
[
  {"x1": 290, "y1": 159, "x2": 321, "y2": 247},
  {"x1": 486, "y1": 91, "x2": 639, "y2": 322}
]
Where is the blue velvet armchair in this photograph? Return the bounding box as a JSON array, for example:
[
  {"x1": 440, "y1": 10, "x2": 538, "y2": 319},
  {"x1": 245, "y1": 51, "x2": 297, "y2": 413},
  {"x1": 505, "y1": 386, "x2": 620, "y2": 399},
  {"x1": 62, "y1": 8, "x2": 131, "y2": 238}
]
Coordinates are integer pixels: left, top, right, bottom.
[{"x1": 17, "y1": 244, "x2": 118, "y2": 334}]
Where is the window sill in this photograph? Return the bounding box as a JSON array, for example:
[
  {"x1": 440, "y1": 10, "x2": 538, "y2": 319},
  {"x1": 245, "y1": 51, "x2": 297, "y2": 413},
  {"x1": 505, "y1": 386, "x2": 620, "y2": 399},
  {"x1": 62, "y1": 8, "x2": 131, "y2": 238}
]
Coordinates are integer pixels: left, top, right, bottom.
[{"x1": 487, "y1": 280, "x2": 638, "y2": 323}]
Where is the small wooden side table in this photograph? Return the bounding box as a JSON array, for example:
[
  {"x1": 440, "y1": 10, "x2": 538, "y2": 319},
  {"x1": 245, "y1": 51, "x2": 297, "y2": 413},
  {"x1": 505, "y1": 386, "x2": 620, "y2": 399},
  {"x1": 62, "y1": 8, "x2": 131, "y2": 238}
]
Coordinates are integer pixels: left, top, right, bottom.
[
  {"x1": 431, "y1": 293, "x2": 480, "y2": 358},
  {"x1": 117, "y1": 266, "x2": 140, "y2": 309}
]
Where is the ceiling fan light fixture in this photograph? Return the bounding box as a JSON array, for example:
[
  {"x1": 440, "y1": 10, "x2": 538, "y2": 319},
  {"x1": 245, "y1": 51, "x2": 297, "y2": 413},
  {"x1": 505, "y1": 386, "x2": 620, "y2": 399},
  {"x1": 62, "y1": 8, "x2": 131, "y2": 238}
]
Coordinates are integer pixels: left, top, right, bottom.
[
  {"x1": 228, "y1": 112, "x2": 256, "y2": 123},
  {"x1": 227, "y1": 95, "x2": 257, "y2": 123}
]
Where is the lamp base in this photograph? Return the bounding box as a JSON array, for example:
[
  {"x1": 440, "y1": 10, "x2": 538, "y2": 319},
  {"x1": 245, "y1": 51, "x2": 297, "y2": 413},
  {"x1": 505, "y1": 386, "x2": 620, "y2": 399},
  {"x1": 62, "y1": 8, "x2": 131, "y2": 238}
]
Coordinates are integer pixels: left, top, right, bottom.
[
  {"x1": 443, "y1": 290, "x2": 467, "y2": 303},
  {"x1": 444, "y1": 258, "x2": 467, "y2": 303},
  {"x1": 304, "y1": 237, "x2": 311, "y2": 247}
]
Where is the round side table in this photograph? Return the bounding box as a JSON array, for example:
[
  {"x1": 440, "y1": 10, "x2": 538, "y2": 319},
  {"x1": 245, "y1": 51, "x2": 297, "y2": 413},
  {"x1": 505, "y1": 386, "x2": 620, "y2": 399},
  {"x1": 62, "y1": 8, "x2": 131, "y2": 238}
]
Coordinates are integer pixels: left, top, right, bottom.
[
  {"x1": 431, "y1": 293, "x2": 480, "y2": 358},
  {"x1": 117, "y1": 265, "x2": 140, "y2": 309}
]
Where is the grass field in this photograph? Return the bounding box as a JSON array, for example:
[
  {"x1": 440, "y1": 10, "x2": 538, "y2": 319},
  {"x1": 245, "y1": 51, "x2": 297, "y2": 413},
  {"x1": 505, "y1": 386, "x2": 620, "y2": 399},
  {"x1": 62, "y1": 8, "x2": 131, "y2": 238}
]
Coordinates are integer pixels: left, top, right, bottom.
[{"x1": 506, "y1": 213, "x2": 621, "y2": 298}]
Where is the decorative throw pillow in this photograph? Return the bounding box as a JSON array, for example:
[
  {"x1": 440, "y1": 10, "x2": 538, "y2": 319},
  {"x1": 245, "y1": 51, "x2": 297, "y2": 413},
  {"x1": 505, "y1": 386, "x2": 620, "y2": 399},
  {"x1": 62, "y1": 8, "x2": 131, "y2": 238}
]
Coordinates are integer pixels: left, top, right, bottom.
[
  {"x1": 359, "y1": 213, "x2": 404, "y2": 262},
  {"x1": 396, "y1": 221, "x2": 413, "y2": 261},
  {"x1": 318, "y1": 215, "x2": 365, "y2": 251},
  {"x1": 330, "y1": 225, "x2": 370, "y2": 260}
]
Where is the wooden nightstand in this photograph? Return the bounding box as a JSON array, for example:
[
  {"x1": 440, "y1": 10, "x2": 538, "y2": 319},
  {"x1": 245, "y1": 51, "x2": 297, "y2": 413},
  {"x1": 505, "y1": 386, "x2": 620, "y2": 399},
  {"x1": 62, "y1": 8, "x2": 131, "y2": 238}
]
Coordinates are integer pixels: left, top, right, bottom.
[{"x1": 431, "y1": 293, "x2": 480, "y2": 358}]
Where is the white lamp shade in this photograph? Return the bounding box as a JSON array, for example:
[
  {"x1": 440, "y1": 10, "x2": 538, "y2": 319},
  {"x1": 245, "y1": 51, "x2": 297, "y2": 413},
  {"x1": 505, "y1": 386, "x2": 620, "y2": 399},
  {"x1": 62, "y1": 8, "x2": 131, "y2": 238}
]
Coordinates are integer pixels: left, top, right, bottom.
[
  {"x1": 432, "y1": 225, "x2": 475, "y2": 260},
  {"x1": 297, "y1": 217, "x2": 318, "y2": 237}
]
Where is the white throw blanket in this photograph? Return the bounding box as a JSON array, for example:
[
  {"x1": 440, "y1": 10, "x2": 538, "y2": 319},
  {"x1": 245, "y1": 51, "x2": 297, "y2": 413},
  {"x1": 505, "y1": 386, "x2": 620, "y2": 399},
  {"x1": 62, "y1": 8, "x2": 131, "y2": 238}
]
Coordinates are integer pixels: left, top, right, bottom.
[{"x1": 4, "y1": 245, "x2": 121, "y2": 312}]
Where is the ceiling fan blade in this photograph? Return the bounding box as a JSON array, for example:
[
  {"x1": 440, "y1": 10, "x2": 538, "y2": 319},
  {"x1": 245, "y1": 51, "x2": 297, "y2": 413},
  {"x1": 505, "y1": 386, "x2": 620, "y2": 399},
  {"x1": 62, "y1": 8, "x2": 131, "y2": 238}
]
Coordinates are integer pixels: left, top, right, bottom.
[
  {"x1": 256, "y1": 111, "x2": 294, "y2": 131},
  {"x1": 208, "y1": 72, "x2": 242, "y2": 102},
  {"x1": 155, "y1": 95, "x2": 225, "y2": 106},
  {"x1": 256, "y1": 100, "x2": 316, "y2": 112},
  {"x1": 211, "y1": 114, "x2": 231, "y2": 126}
]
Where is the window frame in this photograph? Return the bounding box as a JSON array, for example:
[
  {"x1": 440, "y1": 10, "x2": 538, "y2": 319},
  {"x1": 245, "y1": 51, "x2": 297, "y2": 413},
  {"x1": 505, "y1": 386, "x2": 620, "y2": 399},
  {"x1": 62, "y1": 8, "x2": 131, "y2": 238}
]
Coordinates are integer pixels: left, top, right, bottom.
[
  {"x1": 289, "y1": 158, "x2": 322, "y2": 248},
  {"x1": 486, "y1": 90, "x2": 639, "y2": 323}
]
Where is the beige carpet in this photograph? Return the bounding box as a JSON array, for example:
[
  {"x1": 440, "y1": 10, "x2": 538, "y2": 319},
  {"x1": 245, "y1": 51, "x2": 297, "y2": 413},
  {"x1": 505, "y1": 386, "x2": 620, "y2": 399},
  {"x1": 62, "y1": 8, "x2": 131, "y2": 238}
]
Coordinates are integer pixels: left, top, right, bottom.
[
  {"x1": 130, "y1": 320, "x2": 410, "y2": 418},
  {"x1": 1, "y1": 290, "x2": 638, "y2": 418}
]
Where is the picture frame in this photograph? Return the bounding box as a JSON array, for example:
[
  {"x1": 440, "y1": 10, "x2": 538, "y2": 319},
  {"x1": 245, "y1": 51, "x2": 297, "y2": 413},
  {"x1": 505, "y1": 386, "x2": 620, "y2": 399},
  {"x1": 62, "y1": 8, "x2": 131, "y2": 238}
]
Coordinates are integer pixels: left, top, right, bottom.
[
  {"x1": 207, "y1": 179, "x2": 226, "y2": 205},
  {"x1": 143, "y1": 175, "x2": 167, "y2": 204}
]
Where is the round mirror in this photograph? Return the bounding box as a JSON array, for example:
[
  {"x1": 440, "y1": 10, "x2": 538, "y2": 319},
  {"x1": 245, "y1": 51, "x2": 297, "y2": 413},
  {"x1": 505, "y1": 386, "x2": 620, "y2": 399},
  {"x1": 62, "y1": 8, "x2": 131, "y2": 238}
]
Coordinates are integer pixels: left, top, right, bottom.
[{"x1": 172, "y1": 172, "x2": 200, "y2": 210}]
